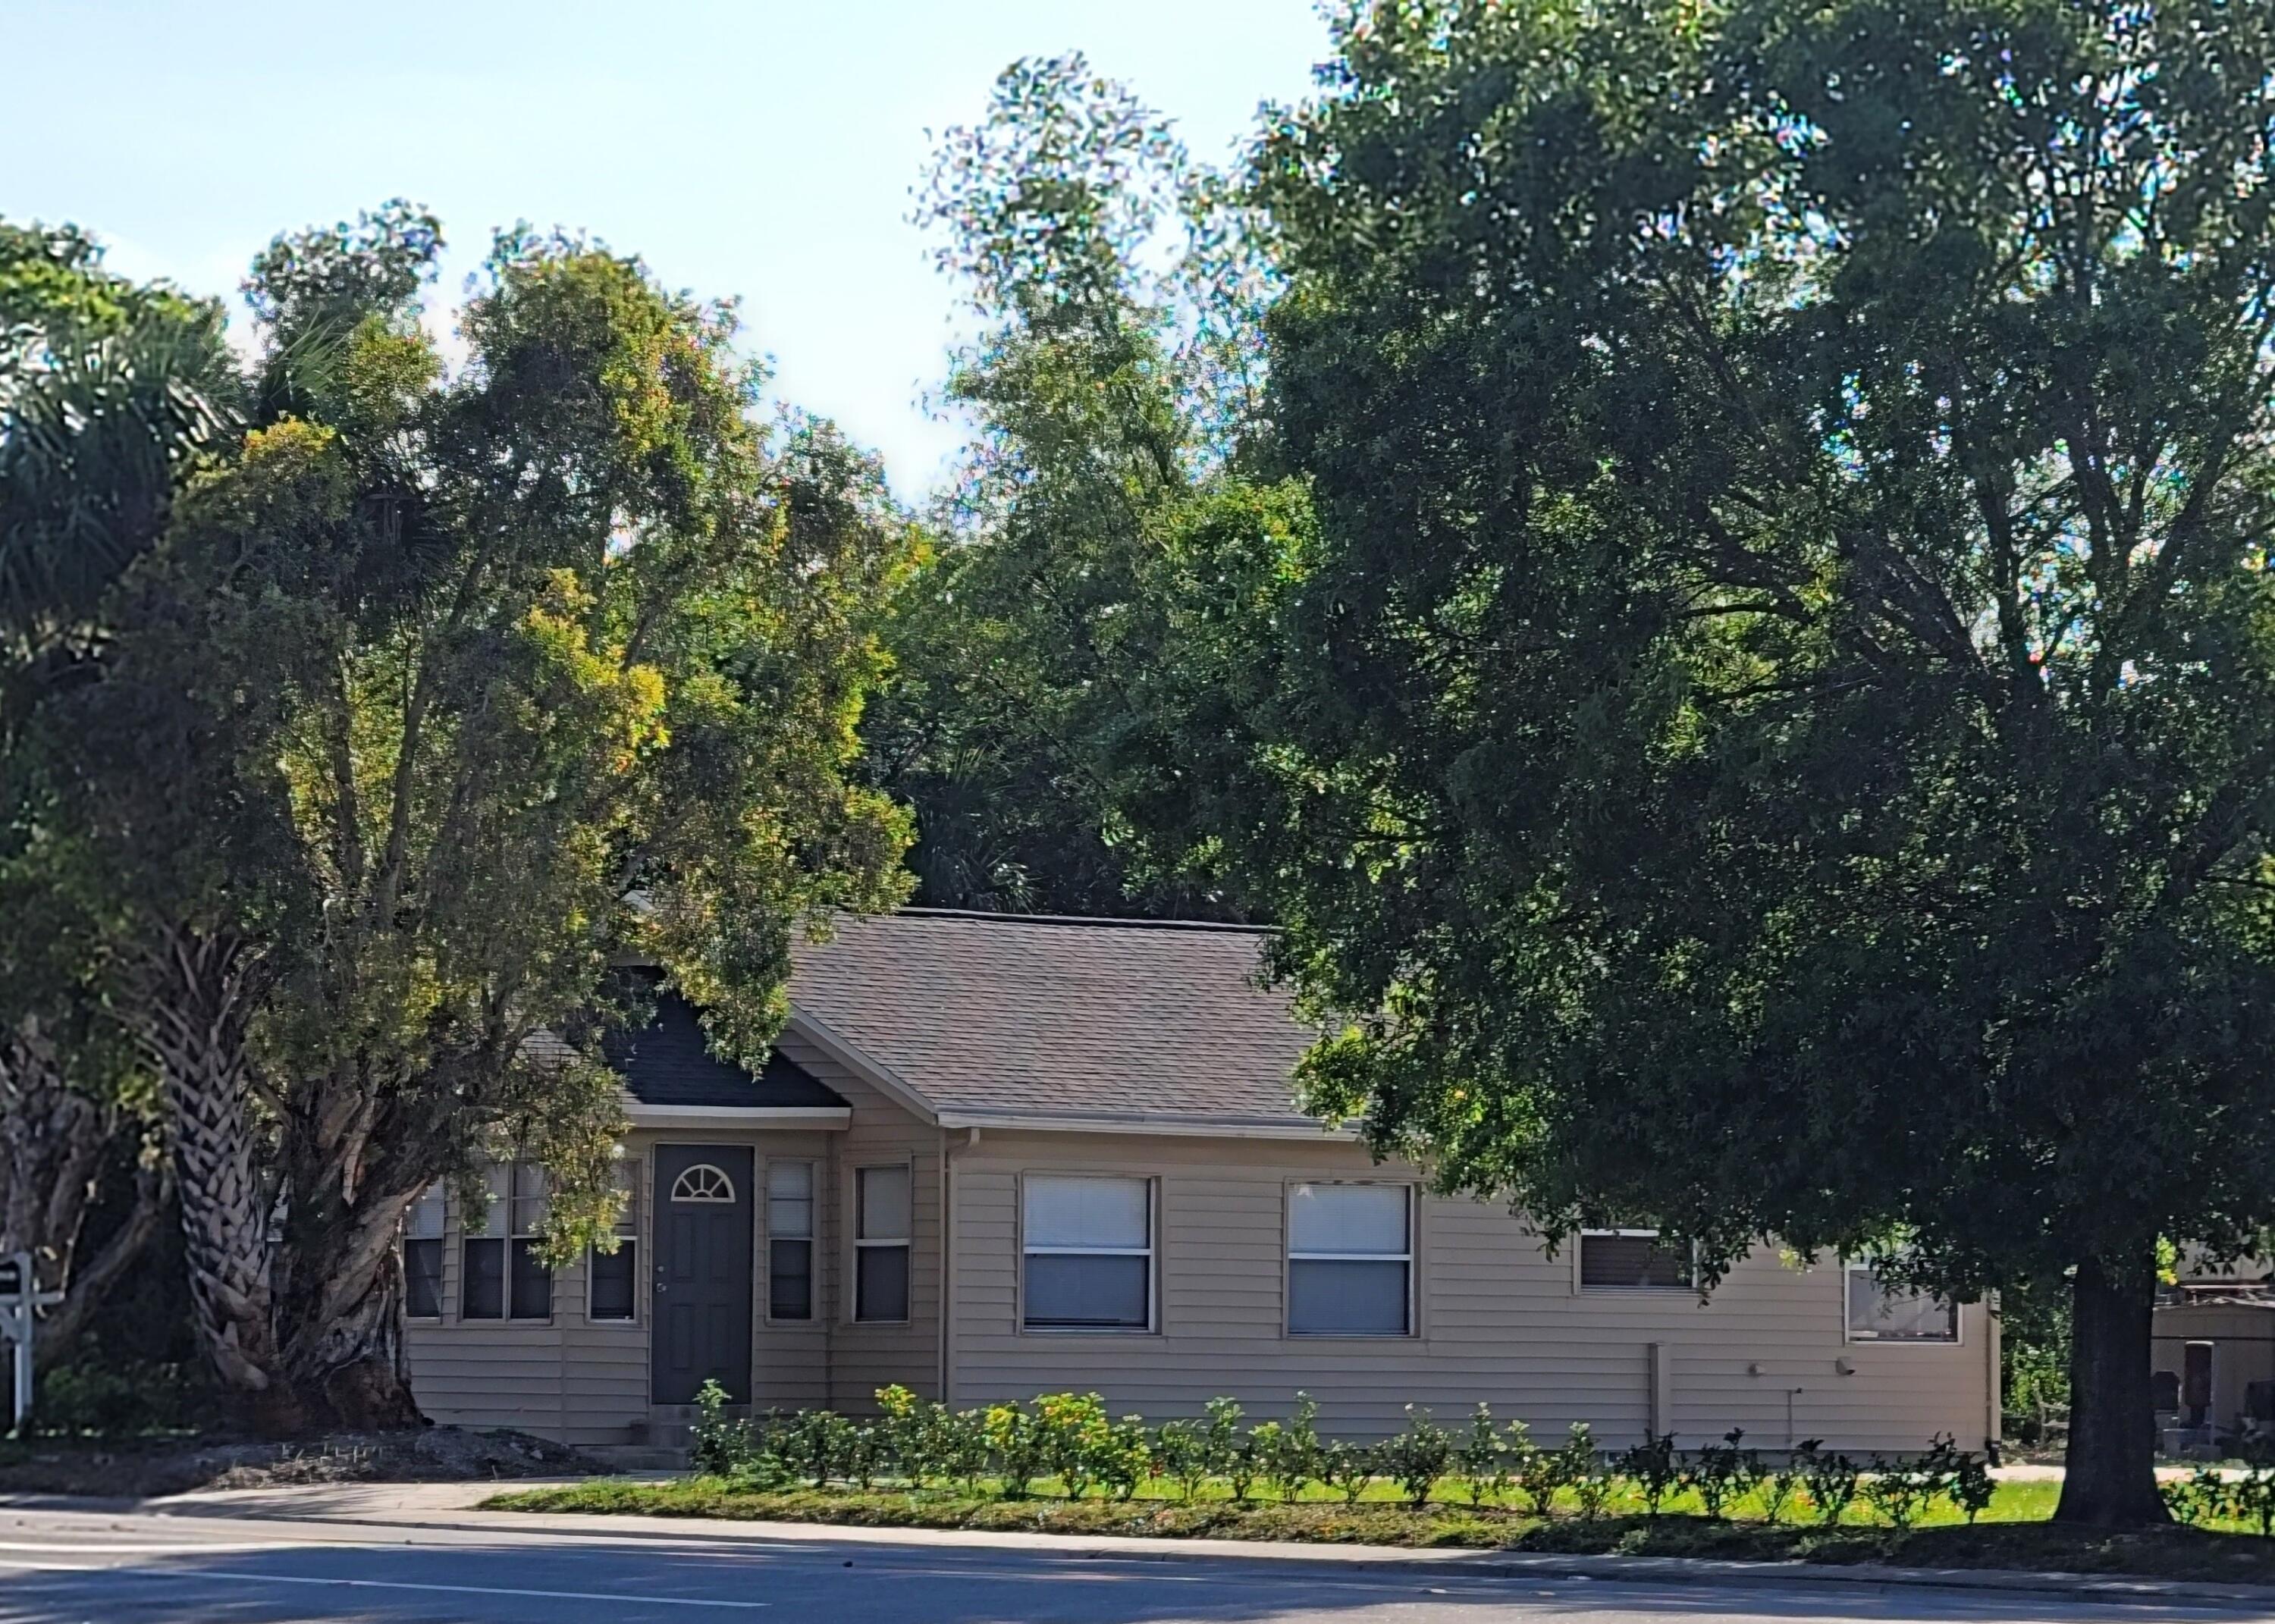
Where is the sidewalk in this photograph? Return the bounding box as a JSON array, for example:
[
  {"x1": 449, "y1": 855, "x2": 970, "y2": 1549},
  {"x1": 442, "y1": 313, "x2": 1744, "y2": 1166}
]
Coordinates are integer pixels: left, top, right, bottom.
[{"x1": 128, "y1": 1478, "x2": 2275, "y2": 1614}]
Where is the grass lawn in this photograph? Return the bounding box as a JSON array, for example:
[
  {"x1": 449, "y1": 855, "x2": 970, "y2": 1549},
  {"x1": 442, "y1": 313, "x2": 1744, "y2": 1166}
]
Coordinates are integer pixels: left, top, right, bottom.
[{"x1": 485, "y1": 1475, "x2": 2275, "y2": 1587}]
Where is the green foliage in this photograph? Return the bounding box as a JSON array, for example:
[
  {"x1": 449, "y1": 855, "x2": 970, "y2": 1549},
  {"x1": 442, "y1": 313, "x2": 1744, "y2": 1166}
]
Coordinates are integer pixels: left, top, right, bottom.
[
  {"x1": 1620, "y1": 1433, "x2": 1685, "y2": 1519},
  {"x1": 1318, "y1": 1438, "x2": 1375, "y2": 1504},
  {"x1": 1376, "y1": 1405, "x2": 1453, "y2": 1507},
  {"x1": 1793, "y1": 1441, "x2": 1863, "y2": 1528},
  {"x1": 29, "y1": 205, "x2": 914, "y2": 1415},
  {"x1": 1690, "y1": 1430, "x2": 1759, "y2": 1522},
  {"x1": 1456, "y1": 1403, "x2": 1505, "y2": 1506},
  {"x1": 2164, "y1": 1466, "x2": 2232, "y2": 1528},
  {"x1": 984, "y1": 1401, "x2": 1048, "y2": 1500},
  {"x1": 1152, "y1": 1418, "x2": 1209, "y2": 1502},
  {"x1": 1255, "y1": 1394, "x2": 1322, "y2": 1503},
  {"x1": 1131, "y1": 0, "x2": 2275, "y2": 1522}
]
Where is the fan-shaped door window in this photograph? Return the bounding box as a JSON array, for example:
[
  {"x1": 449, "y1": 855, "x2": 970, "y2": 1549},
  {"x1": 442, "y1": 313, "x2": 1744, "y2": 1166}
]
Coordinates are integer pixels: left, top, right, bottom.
[{"x1": 670, "y1": 1163, "x2": 737, "y2": 1204}]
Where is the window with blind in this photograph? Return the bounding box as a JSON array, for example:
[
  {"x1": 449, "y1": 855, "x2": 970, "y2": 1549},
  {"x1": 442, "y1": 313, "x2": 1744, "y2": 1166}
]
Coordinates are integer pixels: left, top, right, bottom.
[
  {"x1": 1845, "y1": 1258, "x2": 1959, "y2": 1342},
  {"x1": 463, "y1": 1162, "x2": 551, "y2": 1320},
  {"x1": 854, "y1": 1165, "x2": 910, "y2": 1322},
  {"x1": 768, "y1": 1160, "x2": 815, "y2": 1321},
  {"x1": 403, "y1": 1183, "x2": 444, "y2": 1320},
  {"x1": 1578, "y1": 1229, "x2": 1694, "y2": 1291},
  {"x1": 1022, "y1": 1175, "x2": 1152, "y2": 1331},
  {"x1": 1287, "y1": 1183, "x2": 1412, "y2": 1336},
  {"x1": 587, "y1": 1158, "x2": 639, "y2": 1322}
]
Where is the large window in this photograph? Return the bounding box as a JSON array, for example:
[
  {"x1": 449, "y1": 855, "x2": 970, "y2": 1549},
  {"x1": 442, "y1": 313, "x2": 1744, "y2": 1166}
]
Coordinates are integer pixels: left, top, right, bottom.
[
  {"x1": 854, "y1": 1165, "x2": 911, "y2": 1322},
  {"x1": 1845, "y1": 1258, "x2": 1959, "y2": 1343},
  {"x1": 1287, "y1": 1183, "x2": 1411, "y2": 1336},
  {"x1": 1579, "y1": 1229, "x2": 1693, "y2": 1291},
  {"x1": 403, "y1": 1183, "x2": 444, "y2": 1320},
  {"x1": 588, "y1": 1158, "x2": 638, "y2": 1323},
  {"x1": 463, "y1": 1162, "x2": 551, "y2": 1321},
  {"x1": 768, "y1": 1160, "x2": 815, "y2": 1321},
  {"x1": 1022, "y1": 1175, "x2": 1153, "y2": 1331}
]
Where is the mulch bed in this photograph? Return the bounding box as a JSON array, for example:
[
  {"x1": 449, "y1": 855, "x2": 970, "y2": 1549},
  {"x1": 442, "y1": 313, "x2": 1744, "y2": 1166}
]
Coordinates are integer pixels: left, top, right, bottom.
[{"x1": 0, "y1": 1425, "x2": 601, "y2": 1498}]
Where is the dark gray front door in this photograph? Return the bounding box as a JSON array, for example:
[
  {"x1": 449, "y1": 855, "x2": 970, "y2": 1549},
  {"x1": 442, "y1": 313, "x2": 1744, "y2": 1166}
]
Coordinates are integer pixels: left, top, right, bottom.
[{"x1": 652, "y1": 1144, "x2": 754, "y2": 1405}]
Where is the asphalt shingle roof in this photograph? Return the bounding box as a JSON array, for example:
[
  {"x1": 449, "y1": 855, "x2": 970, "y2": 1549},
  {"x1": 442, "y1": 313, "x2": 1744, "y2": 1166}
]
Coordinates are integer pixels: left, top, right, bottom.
[
  {"x1": 786, "y1": 911, "x2": 1320, "y2": 1126},
  {"x1": 605, "y1": 973, "x2": 846, "y2": 1109}
]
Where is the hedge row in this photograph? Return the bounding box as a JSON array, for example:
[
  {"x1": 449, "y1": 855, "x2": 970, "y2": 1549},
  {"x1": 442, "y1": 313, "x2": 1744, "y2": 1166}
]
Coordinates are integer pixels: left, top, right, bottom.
[{"x1": 690, "y1": 1383, "x2": 2001, "y2": 1527}]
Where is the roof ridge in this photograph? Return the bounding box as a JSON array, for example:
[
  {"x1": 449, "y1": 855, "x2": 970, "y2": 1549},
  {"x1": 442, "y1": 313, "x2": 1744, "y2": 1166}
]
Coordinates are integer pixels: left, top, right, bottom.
[{"x1": 886, "y1": 907, "x2": 1271, "y2": 934}]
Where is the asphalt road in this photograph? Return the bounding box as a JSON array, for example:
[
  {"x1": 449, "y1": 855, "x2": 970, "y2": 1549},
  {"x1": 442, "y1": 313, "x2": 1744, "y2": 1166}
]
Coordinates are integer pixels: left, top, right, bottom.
[{"x1": 0, "y1": 1505, "x2": 2251, "y2": 1624}]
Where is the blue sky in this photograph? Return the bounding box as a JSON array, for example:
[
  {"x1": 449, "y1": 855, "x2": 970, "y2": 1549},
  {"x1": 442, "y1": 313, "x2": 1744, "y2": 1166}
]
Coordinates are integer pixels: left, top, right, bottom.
[{"x1": 3, "y1": 0, "x2": 1335, "y2": 495}]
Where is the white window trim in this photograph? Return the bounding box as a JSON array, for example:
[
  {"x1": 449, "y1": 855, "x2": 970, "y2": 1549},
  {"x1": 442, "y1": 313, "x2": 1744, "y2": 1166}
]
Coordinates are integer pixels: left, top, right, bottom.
[
  {"x1": 1285, "y1": 1180, "x2": 1417, "y2": 1339},
  {"x1": 585, "y1": 1155, "x2": 641, "y2": 1328},
  {"x1": 401, "y1": 1184, "x2": 446, "y2": 1322},
  {"x1": 1574, "y1": 1227, "x2": 1699, "y2": 1294},
  {"x1": 764, "y1": 1157, "x2": 821, "y2": 1328},
  {"x1": 461, "y1": 1162, "x2": 554, "y2": 1325},
  {"x1": 1842, "y1": 1256, "x2": 1963, "y2": 1347},
  {"x1": 850, "y1": 1162, "x2": 913, "y2": 1325},
  {"x1": 1018, "y1": 1174, "x2": 1158, "y2": 1335}
]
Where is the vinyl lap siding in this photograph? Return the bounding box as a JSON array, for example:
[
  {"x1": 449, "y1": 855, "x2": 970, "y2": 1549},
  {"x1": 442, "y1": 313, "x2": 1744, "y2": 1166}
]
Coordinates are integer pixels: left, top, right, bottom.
[
  {"x1": 947, "y1": 1132, "x2": 1991, "y2": 1454},
  {"x1": 402, "y1": 1147, "x2": 650, "y2": 1447},
  {"x1": 772, "y1": 1030, "x2": 943, "y2": 1409}
]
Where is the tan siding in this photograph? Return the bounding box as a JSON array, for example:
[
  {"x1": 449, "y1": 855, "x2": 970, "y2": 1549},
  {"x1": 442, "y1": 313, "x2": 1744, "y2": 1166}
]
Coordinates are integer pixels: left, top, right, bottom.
[
  {"x1": 774, "y1": 1031, "x2": 942, "y2": 1409},
  {"x1": 946, "y1": 1132, "x2": 1991, "y2": 1453}
]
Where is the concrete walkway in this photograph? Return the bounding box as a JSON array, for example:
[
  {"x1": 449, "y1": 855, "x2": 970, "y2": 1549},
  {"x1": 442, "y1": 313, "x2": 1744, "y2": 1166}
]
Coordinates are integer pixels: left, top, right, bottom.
[{"x1": 93, "y1": 1478, "x2": 2275, "y2": 1615}]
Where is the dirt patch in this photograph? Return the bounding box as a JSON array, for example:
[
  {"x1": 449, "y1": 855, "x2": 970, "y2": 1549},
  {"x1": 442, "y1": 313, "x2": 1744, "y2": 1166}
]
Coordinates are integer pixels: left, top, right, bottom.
[{"x1": 0, "y1": 1426, "x2": 604, "y2": 1499}]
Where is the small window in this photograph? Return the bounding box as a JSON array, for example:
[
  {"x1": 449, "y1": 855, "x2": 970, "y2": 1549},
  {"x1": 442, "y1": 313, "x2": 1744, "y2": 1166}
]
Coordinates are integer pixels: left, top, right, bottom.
[
  {"x1": 1023, "y1": 1175, "x2": 1152, "y2": 1331},
  {"x1": 768, "y1": 1160, "x2": 815, "y2": 1322},
  {"x1": 463, "y1": 1162, "x2": 551, "y2": 1321},
  {"x1": 403, "y1": 1183, "x2": 444, "y2": 1320},
  {"x1": 854, "y1": 1165, "x2": 911, "y2": 1322},
  {"x1": 1579, "y1": 1229, "x2": 1694, "y2": 1291},
  {"x1": 670, "y1": 1163, "x2": 736, "y2": 1203},
  {"x1": 1288, "y1": 1183, "x2": 1411, "y2": 1336},
  {"x1": 1845, "y1": 1258, "x2": 1958, "y2": 1343},
  {"x1": 588, "y1": 1158, "x2": 639, "y2": 1323}
]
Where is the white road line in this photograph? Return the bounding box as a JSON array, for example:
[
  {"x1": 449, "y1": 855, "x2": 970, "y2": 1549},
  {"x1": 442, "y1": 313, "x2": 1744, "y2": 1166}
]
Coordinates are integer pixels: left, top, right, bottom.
[
  {"x1": 0, "y1": 1557, "x2": 770, "y2": 1610},
  {"x1": 0, "y1": 1541, "x2": 270, "y2": 1555}
]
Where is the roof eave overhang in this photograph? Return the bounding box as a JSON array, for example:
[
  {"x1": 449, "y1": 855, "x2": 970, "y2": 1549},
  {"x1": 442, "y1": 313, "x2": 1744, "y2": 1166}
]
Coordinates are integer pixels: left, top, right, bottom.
[
  {"x1": 782, "y1": 1007, "x2": 943, "y2": 1125},
  {"x1": 624, "y1": 1102, "x2": 852, "y2": 1131},
  {"x1": 937, "y1": 1108, "x2": 1360, "y2": 1142}
]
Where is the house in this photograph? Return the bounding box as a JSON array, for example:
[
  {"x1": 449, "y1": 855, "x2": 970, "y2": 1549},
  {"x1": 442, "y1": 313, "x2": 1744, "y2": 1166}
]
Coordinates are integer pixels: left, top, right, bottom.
[
  {"x1": 402, "y1": 911, "x2": 1999, "y2": 1457},
  {"x1": 2154, "y1": 1252, "x2": 2275, "y2": 1451}
]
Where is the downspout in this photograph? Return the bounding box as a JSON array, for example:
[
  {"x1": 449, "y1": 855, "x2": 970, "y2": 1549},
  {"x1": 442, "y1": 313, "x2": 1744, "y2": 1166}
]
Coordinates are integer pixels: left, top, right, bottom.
[
  {"x1": 939, "y1": 1125, "x2": 979, "y2": 1407},
  {"x1": 1985, "y1": 1292, "x2": 2003, "y2": 1450}
]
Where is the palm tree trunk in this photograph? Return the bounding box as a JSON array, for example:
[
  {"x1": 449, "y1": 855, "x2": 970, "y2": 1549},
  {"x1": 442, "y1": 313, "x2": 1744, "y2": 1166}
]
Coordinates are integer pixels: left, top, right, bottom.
[{"x1": 133, "y1": 926, "x2": 293, "y2": 1426}]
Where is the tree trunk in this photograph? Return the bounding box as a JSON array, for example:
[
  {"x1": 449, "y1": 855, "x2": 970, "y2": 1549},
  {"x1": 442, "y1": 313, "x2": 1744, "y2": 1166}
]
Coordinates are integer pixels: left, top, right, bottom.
[
  {"x1": 2054, "y1": 1256, "x2": 2171, "y2": 1528},
  {"x1": 133, "y1": 927, "x2": 291, "y2": 1427},
  {"x1": 0, "y1": 1017, "x2": 168, "y2": 1376},
  {"x1": 273, "y1": 1196, "x2": 425, "y2": 1431}
]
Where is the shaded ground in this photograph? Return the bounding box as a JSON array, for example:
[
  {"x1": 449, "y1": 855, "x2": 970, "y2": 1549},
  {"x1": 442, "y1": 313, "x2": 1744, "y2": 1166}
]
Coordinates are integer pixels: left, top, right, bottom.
[
  {"x1": 489, "y1": 1479, "x2": 2275, "y2": 1588},
  {"x1": 0, "y1": 1426, "x2": 600, "y2": 1498}
]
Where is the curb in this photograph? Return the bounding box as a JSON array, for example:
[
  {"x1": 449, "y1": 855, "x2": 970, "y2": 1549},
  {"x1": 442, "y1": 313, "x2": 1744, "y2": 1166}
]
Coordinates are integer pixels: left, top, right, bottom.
[{"x1": 140, "y1": 1495, "x2": 2275, "y2": 1613}]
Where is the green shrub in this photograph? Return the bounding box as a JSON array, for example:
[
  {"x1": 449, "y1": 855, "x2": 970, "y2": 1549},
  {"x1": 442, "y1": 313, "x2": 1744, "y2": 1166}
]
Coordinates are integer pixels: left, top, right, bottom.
[
  {"x1": 1759, "y1": 1451, "x2": 1806, "y2": 1526},
  {"x1": 1153, "y1": 1419, "x2": 1209, "y2": 1502},
  {"x1": 1377, "y1": 1405, "x2": 1454, "y2": 1506},
  {"x1": 1690, "y1": 1428, "x2": 1758, "y2": 1521},
  {"x1": 1793, "y1": 1439, "x2": 1862, "y2": 1527},
  {"x1": 2163, "y1": 1466, "x2": 2228, "y2": 1527},
  {"x1": 1033, "y1": 1392, "x2": 1112, "y2": 1498},
  {"x1": 984, "y1": 1402, "x2": 1048, "y2": 1499},
  {"x1": 2235, "y1": 1464, "x2": 2275, "y2": 1536},
  {"x1": 1319, "y1": 1438, "x2": 1375, "y2": 1503},
  {"x1": 1621, "y1": 1431, "x2": 1685, "y2": 1518},
  {"x1": 1094, "y1": 1416, "x2": 1152, "y2": 1500},
  {"x1": 1261, "y1": 1393, "x2": 1324, "y2": 1502},
  {"x1": 1507, "y1": 1420, "x2": 1569, "y2": 1516},
  {"x1": 1203, "y1": 1397, "x2": 1259, "y2": 1501},
  {"x1": 1564, "y1": 1425, "x2": 1610, "y2": 1519},
  {"x1": 1456, "y1": 1403, "x2": 1504, "y2": 1505}
]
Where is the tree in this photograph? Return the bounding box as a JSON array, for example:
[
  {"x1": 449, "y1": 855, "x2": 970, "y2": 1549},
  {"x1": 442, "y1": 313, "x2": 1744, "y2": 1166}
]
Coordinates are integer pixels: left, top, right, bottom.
[
  {"x1": 1181, "y1": 0, "x2": 2275, "y2": 1525},
  {"x1": 869, "y1": 55, "x2": 1266, "y2": 920},
  {"x1": 0, "y1": 220, "x2": 235, "y2": 1374},
  {"x1": 39, "y1": 207, "x2": 912, "y2": 1428}
]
